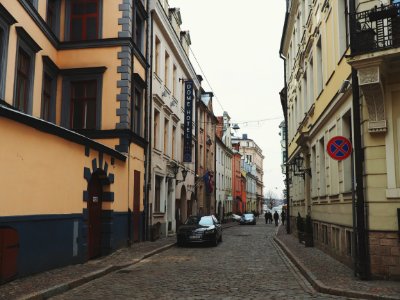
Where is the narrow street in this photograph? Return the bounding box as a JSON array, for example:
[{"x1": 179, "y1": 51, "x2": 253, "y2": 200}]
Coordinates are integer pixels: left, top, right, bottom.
[{"x1": 52, "y1": 222, "x2": 355, "y2": 300}]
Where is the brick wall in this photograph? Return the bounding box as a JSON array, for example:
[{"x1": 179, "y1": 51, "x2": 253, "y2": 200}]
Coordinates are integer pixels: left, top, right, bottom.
[{"x1": 369, "y1": 231, "x2": 400, "y2": 280}]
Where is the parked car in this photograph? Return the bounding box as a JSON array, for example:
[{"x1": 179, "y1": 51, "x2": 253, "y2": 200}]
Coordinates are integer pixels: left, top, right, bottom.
[
  {"x1": 177, "y1": 215, "x2": 222, "y2": 247},
  {"x1": 240, "y1": 213, "x2": 256, "y2": 225},
  {"x1": 231, "y1": 214, "x2": 242, "y2": 222}
]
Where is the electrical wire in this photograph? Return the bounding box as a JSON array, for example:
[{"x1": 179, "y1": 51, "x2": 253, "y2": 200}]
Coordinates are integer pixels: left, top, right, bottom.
[{"x1": 189, "y1": 47, "x2": 224, "y2": 112}]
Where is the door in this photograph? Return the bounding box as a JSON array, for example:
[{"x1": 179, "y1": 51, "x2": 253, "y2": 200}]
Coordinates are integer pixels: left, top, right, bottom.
[
  {"x1": 133, "y1": 170, "x2": 141, "y2": 242},
  {"x1": 0, "y1": 228, "x2": 19, "y2": 283},
  {"x1": 88, "y1": 173, "x2": 102, "y2": 259}
]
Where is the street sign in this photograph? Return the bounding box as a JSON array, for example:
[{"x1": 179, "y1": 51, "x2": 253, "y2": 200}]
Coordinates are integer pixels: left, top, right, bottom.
[{"x1": 326, "y1": 136, "x2": 352, "y2": 161}]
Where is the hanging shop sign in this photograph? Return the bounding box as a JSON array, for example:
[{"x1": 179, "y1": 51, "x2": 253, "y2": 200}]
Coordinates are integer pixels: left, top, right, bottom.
[
  {"x1": 326, "y1": 136, "x2": 352, "y2": 161},
  {"x1": 183, "y1": 80, "x2": 194, "y2": 162}
]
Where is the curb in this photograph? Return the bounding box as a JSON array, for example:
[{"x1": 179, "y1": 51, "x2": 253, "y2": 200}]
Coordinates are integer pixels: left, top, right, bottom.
[
  {"x1": 273, "y1": 236, "x2": 400, "y2": 300},
  {"x1": 20, "y1": 243, "x2": 176, "y2": 300}
]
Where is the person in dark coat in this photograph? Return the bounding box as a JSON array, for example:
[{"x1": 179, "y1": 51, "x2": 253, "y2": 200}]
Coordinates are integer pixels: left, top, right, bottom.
[
  {"x1": 268, "y1": 211, "x2": 273, "y2": 224},
  {"x1": 281, "y1": 210, "x2": 286, "y2": 225},
  {"x1": 273, "y1": 211, "x2": 279, "y2": 226},
  {"x1": 264, "y1": 211, "x2": 268, "y2": 224}
]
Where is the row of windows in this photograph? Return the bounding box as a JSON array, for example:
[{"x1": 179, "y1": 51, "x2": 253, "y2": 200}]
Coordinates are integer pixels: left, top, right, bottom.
[
  {"x1": 25, "y1": 0, "x2": 145, "y2": 53},
  {"x1": 287, "y1": 1, "x2": 350, "y2": 141},
  {"x1": 0, "y1": 16, "x2": 144, "y2": 135}
]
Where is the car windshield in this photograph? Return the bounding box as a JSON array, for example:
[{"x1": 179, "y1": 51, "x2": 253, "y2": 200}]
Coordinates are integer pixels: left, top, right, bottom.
[
  {"x1": 199, "y1": 216, "x2": 214, "y2": 226},
  {"x1": 184, "y1": 216, "x2": 214, "y2": 226},
  {"x1": 244, "y1": 214, "x2": 254, "y2": 219}
]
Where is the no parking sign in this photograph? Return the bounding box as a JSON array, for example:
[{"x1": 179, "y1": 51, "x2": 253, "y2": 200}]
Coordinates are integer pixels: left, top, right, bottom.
[{"x1": 326, "y1": 136, "x2": 352, "y2": 161}]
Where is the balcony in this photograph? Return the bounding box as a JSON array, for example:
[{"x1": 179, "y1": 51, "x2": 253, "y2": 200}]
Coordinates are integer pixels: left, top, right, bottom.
[{"x1": 352, "y1": 3, "x2": 400, "y2": 55}]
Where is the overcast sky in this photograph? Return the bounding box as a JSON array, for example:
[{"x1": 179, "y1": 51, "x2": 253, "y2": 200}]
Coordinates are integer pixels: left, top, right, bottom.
[{"x1": 170, "y1": 0, "x2": 287, "y2": 198}]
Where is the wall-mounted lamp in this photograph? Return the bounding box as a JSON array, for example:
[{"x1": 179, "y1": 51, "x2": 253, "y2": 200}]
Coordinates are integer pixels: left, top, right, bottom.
[{"x1": 292, "y1": 156, "x2": 311, "y2": 179}]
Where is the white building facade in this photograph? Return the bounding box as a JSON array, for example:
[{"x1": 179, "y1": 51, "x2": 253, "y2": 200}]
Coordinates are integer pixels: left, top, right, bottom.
[{"x1": 148, "y1": 0, "x2": 200, "y2": 237}]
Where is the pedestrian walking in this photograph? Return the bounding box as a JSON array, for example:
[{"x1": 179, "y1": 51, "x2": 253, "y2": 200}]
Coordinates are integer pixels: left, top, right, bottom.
[
  {"x1": 273, "y1": 211, "x2": 279, "y2": 226},
  {"x1": 281, "y1": 210, "x2": 286, "y2": 226},
  {"x1": 264, "y1": 211, "x2": 268, "y2": 224}
]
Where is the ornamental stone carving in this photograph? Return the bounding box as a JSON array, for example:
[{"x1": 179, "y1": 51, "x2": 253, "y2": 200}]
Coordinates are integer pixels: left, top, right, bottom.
[{"x1": 358, "y1": 66, "x2": 387, "y2": 133}]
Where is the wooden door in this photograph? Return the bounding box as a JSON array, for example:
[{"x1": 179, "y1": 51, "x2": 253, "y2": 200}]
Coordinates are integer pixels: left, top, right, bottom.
[
  {"x1": 0, "y1": 228, "x2": 19, "y2": 283},
  {"x1": 88, "y1": 174, "x2": 102, "y2": 259}
]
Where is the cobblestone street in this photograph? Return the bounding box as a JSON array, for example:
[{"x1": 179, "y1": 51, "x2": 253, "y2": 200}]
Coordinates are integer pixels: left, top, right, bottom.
[{"x1": 52, "y1": 222, "x2": 355, "y2": 300}]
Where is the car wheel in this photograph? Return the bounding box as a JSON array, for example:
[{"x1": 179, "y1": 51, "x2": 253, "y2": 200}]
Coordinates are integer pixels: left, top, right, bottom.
[
  {"x1": 177, "y1": 238, "x2": 185, "y2": 247},
  {"x1": 212, "y1": 236, "x2": 218, "y2": 247}
]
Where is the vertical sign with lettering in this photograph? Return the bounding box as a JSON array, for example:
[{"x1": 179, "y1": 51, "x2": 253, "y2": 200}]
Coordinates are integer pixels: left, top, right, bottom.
[{"x1": 183, "y1": 80, "x2": 193, "y2": 162}]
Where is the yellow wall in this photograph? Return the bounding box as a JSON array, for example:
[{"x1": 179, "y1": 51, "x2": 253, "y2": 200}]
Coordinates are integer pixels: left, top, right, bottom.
[{"x1": 0, "y1": 117, "x2": 128, "y2": 215}]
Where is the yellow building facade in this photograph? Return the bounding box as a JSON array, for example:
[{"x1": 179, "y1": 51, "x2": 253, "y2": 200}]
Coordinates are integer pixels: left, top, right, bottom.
[
  {"x1": 281, "y1": 0, "x2": 399, "y2": 279},
  {"x1": 0, "y1": 0, "x2": 148, "y2": 281}
]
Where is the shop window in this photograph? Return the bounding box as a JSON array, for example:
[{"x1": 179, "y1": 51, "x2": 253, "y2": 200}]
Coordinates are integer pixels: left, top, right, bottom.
[{"x1": 69, "y1": 0, "x2": 100, "y2": 41}]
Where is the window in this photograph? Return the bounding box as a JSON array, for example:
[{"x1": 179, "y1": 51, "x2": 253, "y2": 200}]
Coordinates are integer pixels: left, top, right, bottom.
[
  {"x1": 164, "y1": 118, "x2": 169, "y2": 154},
  {"x1": 342, "y1": 112, "x2": 352, "y2": 192},
  {"x1": 70, "y1": 80, "x2": 97, "y2": 129},
  {"x1": 61, "y1": 67, "x2": 104, "y2": 130},
  {"x1": 172, "y1": 126, "x2": 176, "y2": 159},
  {"x1": 0, "y1": 6, "x2": 15, "y2": 98},
  {"x1": 15, "y1": 49, "x2": 31, "y2": 113},
  {"x1": 172, "y1": 65, "x2": 177, "y2": 97},
  {"x1": 154, "y1": 175, "x2": 162, "y2": 212},
  {"x1": 316, "y1": 38, "x2": 323, "y2": 95},
  {"x1": 135, "y1": 10, "x2": 144, "y2": 53},
  {"x1": 132, "y1": 87, "x2": 143, "y2": 136},
  {"x1": 13, "y1": 27, "x2": 41, "y2": 114},
  {"x1": 41, "y1": 56, "x2": 58, "y2": 122},
  {"x1": 332, "y1": 227, "x2": 340, "y2": 251},
  {"x1": 164, "y1": 51, "x2": 170, "y2": 87},
  {"x1": 154, "y1": 109, "x2": 160, "y2": 149},
  {"x1": 47, "y1": 0, "x2": 60, "y2": 35},
  {"x1": 41, "y1": 74, "x2": 52, "y2": 121},
  {"x1": 155, "y1": 36, "x2": 160, "y2": 76},
  {"x1": 318, "y1": 137, "x2": 326, "y2": 196},
  {"x1": 69, "y1": 0, "x2": 100, "y2": 41},
  {"x1": 307, "y1": 58, "x2": 314, "y2": 105},
  {"x1": 338, "y1": 0, "x2": 349, "y2": 58},
  {"x1": 322, "y1": 224, "x2": 328, "y2": 245},
  {"x1": 346, "y1": 230, "x2": 353, "y2": 256}
]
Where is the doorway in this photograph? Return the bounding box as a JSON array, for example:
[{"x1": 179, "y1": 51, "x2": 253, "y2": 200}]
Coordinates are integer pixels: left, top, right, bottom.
[{"x1": 87, "y1": 172, "x2": 103, "y2": 259}]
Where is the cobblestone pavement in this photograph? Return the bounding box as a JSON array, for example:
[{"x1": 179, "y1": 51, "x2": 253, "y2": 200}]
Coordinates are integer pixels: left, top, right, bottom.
[
  {"x1": 52, "y1": 222, "x2": 354, "y2": 300},
  {"x1": 275, "y1": 226, "x2": 400, "y2": 300}
]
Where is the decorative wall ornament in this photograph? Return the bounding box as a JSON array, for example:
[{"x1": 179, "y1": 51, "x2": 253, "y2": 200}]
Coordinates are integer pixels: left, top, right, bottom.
[{"x1": 358, "y1": 66, "x2": 387, "y2": 133}]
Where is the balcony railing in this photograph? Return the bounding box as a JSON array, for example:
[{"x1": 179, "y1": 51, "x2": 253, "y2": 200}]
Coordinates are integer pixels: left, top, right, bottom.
[{"x1": 352, "y1": 3, "x2": 400, "y2": 55}]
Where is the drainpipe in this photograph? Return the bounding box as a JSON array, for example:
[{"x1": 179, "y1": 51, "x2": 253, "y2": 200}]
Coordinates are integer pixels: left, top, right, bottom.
[
  {"x1": 144, "y1": 5, "x2": 155, "y2": 241},
  {"x1": 280, "y1": 52, "x2": 289, "y2": 233},
  {"x1": 349, "y1": 0, "x2": 370, "y2": 280}
]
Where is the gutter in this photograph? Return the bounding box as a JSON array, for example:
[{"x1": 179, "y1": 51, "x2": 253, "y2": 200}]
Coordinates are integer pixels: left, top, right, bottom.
[{"x1": 349, "y1": 0, "x2": 370, "y2": 280}]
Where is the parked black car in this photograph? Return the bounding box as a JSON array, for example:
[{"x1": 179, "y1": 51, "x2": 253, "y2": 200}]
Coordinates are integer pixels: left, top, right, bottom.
[
  {"x1": 240, "y1": 213, "x2": 256, "y2": 225},
  {"x1": 177, "y1": 215, "x2": 222, "y2": 247}
]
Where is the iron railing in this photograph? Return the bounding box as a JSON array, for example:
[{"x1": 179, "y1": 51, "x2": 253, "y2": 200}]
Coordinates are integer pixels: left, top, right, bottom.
[{"x1": 352, "y1": 3, "x2": 400, "y2": 55}]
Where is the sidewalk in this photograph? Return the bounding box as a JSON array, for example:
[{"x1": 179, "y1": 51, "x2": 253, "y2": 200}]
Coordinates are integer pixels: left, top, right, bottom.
[
  {"x1": 274, "y1": 225, "x2": 400, "y2": 300},
  {"x1": 0, "y1": 222, "x2": 237, "y2": 300}
]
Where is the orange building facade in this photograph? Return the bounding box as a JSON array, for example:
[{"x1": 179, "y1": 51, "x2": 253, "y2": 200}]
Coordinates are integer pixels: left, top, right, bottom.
[{"x1": 0, "y1": 0, "x2": 148, "y2": 281}]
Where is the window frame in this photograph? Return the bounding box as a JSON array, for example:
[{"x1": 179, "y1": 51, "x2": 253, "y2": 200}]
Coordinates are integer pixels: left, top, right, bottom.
[
  {"x1": 132, "y1": 73, "x2": 146, "y2": 137},
  {"x1": 65, "y1": 0, "x2": 103, "y2": 41},
  {"x1": 61, "y1": 67, "x2": 105, "y2": 130},
  {"x1": 13, "y1": 27, "x2": 41, "y2": 114},
  {"x1": 0, "y1": 4, "x2": 16, "y2": 99},
  {"x1": 46, "y1": 0, "x2": 61, "y2": 37},
  {"x1": 41, "y1": 56, "x2": 58, "y2": 122}
]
